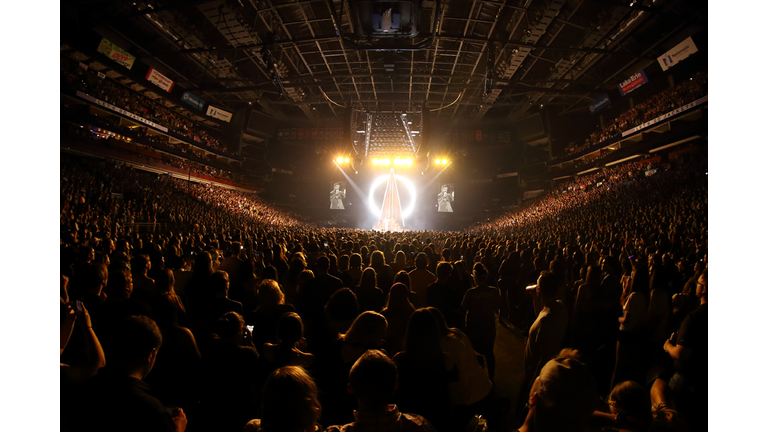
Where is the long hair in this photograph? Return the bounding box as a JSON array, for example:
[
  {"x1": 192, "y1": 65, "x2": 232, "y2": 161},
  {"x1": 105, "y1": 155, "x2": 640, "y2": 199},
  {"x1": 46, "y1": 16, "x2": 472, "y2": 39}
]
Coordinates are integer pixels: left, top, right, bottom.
[
  {"x1": 261, "y1": 366, "x2": 321, "y2": 432},
  {"x1": 402, "y1": 308, "x2": 444, "y2": 364},
  {"x1": 342, "y1": 311, "x2": 387, "y2": 348}
]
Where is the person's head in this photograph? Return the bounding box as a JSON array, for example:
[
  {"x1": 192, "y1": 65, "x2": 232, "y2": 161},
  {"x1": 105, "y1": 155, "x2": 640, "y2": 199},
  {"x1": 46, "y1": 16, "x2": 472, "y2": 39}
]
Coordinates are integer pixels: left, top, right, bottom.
[
  {"x1": 312, "y1": 255, "x2": 328, "y2": 274},
  {"x1": 261, "y1": 366, "x2": 322, "y2": 432},
  {"x1": 342, "y1": 311, "x2": 387, "y2": 349},
  {"x1": 414, "y1": 252, "x2": 429, "y2": 270},
  {"x1": 436, "y1": 261, "x2": 453, "y2": 280},
  {"x1": 360, "y1": 267, "x2": 378, "y2": 290},
  {"x1": 213, "y1": 311, "x2": 246, "y2": 343},
  {"x1": 131, "y1": 254, "x2": 151, "y2": 274},
  {"x1": 384, "y1": 282, "x2": 415, "y2": 312},
  {"x1": 325, "y1": 288, "x2": 360, "y2": 324},
  {"x1": 80, "y1": 263, "x2": 108, "y2": 297},
  {"x1": 259, "y1": 279, "x2": 286, "y2": 308},
  {"x1": 109, "y1": 315, "x2": 162, "y2": 378},
  {"x1": 371, "y1": 250, "x2": 385, "y2": 267},
  {"x1": 472, "y1": 262, "x2": 489, "y2": 285},
  {"x1": 210, "y1": 270, "x2": 230, "y2": 296},
  {"x1": 426, "y1": 306, "x2": 451, "y2": 338},
  {"x1": 348, "y1": 349, "x2": 398, "y2": 411},
  {"x1": 276, "y1": 312, "x2": 304, "y2": 346},
  {"x1": 527, "y1": 350, "x2": 597, "y2": 430},
  {"x1": 608, "y1": 381, "x2": 652, "y2": 429},
  {"x1": 402, "y1": 308, "x2": 443, "y2": 363},
  {"x1": 154, "y1": 268, "x2": 175, "y2": 293},
  {"x1": 106, "y1": 268, "x2": 133, "y2": 300},
  {"x1": 150, "y1": 292, "x2": 185, "y2": 328},
  {"x1": 297, "y1": 269, "x2": 314, "y2": 290},
  {"x1": 394, "y1": 250, "x2": 406, "y2": 265},
  {"x1": 441, "y1": 185, "x2": 448, "y2": 192},
  {"x1": 350, "y1": 253, "x2": 363, "y2": 269},
  {"x1": 333, "y1": 183, "x2": 341, "y2": 190},
  {"x1": 696, "y1": 267, "x2": 707, "y2": 302},
  {"x1": 537, "y1": 270, "x2": 558, "y2": 299},
  {"x1": 393, "y1": 270, "x2": 410, "y2": 288}
]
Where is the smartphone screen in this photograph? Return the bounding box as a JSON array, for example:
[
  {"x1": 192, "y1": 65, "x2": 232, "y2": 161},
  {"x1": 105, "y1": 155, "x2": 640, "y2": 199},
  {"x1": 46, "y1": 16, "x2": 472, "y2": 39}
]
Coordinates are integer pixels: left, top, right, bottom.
[
  {"x1": 74, "y1": 300, "x2": 84, "y2": 315},
  {"x1": 246, "y1": 325, "x2": 254, "y2": 332}
]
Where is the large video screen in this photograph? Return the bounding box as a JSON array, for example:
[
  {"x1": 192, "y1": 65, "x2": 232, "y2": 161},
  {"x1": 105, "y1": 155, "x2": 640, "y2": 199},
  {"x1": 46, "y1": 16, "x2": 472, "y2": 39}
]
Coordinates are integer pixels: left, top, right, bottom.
[
  {"x1": 437, "y1": 183, "x2": 454, "y2": 212},
  {"x1": 330, "y1": 181, "x2": 347, "y2": 210}
]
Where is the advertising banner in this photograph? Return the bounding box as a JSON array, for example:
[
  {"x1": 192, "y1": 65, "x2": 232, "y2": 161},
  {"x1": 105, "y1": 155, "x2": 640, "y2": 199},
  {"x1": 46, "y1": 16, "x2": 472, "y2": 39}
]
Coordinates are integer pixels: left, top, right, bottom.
[
  {"x1": 75, "y1": 91, "x2": 168, "y2": 132},
  {"x1": 96, "y1": 38, "x2": 136, "y2": 70},
  {"x1": 618, "y1": 70, "x2": 649, "y2": 96},
  {"x1": 622, "y1": 96, "x2": 708, "y2": 137},
  {"x1": 589, "y1": 94, "x2": 611, "y2": 114},
  {"x1": 145, "y1": 68, "x2": 175, "y2": 93},
  {"x1": 657, "y1": 37, "x2": 699, "y2": 72},
  {"x1": 206, "y1": 105, "x2": 233, "y2": 123},
  {"x1": 181, "y1": 91, "x2": 205, "y2": 111}
]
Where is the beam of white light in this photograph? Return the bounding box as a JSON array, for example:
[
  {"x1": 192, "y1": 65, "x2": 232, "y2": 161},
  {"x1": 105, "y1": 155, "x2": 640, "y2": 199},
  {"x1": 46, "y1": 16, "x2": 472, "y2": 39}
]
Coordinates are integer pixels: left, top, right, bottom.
[{"x1": 368, "y1": 174, "x2": 417, "y2": 218}]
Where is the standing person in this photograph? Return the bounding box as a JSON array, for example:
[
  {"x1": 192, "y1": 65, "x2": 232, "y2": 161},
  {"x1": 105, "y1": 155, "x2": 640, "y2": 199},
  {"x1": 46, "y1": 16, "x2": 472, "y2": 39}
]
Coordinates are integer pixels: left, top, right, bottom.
[
  {"x1": 460, "y1": 263, "x2": 501, "y2": 381},
  {"x1": 393, "y1": 309, "x2": 458, "y2": 432},
  {"x1": 330, "y1": 182, "x2": 346, "y2": 210},
  {"x1": 408, "y1": 253, "x2": 436, "y2": 309},
  {"x1": 663, "y1": 268, "x2": 707, "y2": 432},
  {"x1": 610, "y1": 265, "x2": 649, "y2": 391},
  {"x1": 521, "y1": 271, "x2": 569, "y2": 403},
  {"x1": 438, "y1": 185, "x2": 454, "y2": 212}
]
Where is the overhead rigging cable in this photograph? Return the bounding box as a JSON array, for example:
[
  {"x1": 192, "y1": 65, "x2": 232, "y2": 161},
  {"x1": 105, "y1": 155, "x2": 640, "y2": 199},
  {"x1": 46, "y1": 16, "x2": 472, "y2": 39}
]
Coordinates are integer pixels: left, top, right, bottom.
[
  {"x1": 429, "y1": 90, "x2": 464, "y2": 112},
  {"x1": 320, "y1": 87, "x2": 346, "y2": 107}
]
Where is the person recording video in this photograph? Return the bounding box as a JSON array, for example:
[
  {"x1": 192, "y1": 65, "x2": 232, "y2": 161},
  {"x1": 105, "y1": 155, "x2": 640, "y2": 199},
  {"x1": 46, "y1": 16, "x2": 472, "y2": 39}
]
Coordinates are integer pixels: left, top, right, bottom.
[
  {"x1": 437, "y1": 184, "x2": 453, "y2": 212},
  {"x1": 330, "y1": 182, "x2": 346, "y2": 209}
]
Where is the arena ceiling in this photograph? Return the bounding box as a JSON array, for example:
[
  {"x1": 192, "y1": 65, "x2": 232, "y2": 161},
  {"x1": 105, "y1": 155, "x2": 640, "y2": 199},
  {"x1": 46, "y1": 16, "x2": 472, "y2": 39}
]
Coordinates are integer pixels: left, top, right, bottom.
[{"x1": 61, "y1": 0, "x2": 707, "y2": 126}]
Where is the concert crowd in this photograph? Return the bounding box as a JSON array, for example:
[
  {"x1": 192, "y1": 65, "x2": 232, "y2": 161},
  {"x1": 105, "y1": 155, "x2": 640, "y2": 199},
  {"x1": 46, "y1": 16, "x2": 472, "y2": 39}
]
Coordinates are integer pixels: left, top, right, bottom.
[{"x1": 60, "y1": 140, "x2": 707, "y2": 431}]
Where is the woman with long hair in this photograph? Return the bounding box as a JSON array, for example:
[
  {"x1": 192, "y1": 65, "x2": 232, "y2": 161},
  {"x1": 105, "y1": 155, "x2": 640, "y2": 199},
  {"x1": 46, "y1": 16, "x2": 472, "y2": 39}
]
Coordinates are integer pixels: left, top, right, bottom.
[
  {"x1": 611, "y1": 260, "x2": 650, "y2": 390},
  {"x1": 393, "y1": 308, "x2": 458, "y2": 432},
  {"x1": 261, "y1": 312, "x2": 315, "y2": 370},
  {"x1": 316, "y1": 311, "x2": 388, "y2": 427},
  {"x1": 246, "y1": 279, "x2": 297, "y2": 349},
  {"x1": 390, "y1": 250, "x2": 407, "y2": 275},
  {"x1": 243, "y1": 366, "x2": 322, "y2": 432},
  {"x1": 370, "y1": 251, "x2": 394, "y2": 292},
  {"x1": 380, "y1": 282, "x2": 415, "y2": 356},
  {"x1": 354, "y1": 267, "x2": 385, "y2": 312}
]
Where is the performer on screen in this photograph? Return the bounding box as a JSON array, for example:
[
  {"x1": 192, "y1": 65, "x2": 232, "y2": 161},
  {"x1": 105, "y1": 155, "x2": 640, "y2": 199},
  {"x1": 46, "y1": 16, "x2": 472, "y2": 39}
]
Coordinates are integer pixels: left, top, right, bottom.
[
  {"x1": 330, "y1": 182, "x2": 346, "y2": 209},
  {"x1": 438, "y1": 184, "x2": 454, "y2": 212}
]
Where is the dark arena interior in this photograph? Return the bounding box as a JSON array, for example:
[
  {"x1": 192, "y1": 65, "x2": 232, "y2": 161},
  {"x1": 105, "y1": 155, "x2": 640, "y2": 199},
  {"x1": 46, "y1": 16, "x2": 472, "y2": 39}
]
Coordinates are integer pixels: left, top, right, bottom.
[{"x1": 54, "y1": 0, "x2": 721, "y2": 431}]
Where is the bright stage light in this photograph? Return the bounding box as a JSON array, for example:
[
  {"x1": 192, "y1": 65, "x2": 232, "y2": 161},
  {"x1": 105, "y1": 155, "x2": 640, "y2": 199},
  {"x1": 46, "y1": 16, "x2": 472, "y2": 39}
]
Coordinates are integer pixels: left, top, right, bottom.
[
  {"x1": 383, "y1": 158, "x2": 390, "y2": 165},
  {"x1": 368, "y1": 174, "x2": 417, "y2": 218},
  {"x1": 337, "y1": 157, "x2": 344, "y2": 163},
  {"x1": 441, "y1": 159, "x2": 447, "y2": 165},
  {"x1": 394, "y1": 158, "x2": 401, "y2": 166},
  {"x1": 435, "y1": 158, "x2": 441, "y2": 165},
  {"x1": 405, "y1": 158, "x2": 412, "y2": 166},
  {"x1": 372, "y1": 159, "x2": 379, "y2": 165},
  {"x1": 344, "y1": 157, "x2": 349, "y2": 163}
]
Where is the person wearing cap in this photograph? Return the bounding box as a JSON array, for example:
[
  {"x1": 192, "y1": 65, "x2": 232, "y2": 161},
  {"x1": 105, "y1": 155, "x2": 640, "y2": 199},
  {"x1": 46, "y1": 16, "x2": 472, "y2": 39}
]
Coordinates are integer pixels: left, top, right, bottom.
[{"x1": 516, "y1": 350, "x2": 597, "y2": 432}]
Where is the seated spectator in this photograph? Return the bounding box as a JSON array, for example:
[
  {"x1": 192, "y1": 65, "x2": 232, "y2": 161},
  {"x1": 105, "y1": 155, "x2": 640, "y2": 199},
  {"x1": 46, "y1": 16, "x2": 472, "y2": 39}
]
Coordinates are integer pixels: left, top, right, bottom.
[
  {"x1": 325, "y1": 349, "x2": 436, "y2": 432},
  {"x1": 243, "y1": 366, "x2": 322, "y2": 432},
  {"x1": 74, "y1": 316, "x2": 187, "y2": 432},
  {"x1": 202, "y1": 270, "x2": 243, "y2": 325},
  {"x1": 131, "y1": 253, "x2": 157, "y2": 307}
]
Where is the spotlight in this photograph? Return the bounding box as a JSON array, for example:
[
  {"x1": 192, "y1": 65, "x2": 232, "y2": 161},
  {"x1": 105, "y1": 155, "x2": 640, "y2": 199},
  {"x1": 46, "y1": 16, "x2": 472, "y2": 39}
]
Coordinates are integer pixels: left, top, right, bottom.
[
  {"x1": 435, "y1": 158, "x2": 441, "y2": 165},
  {"x1": 337, "y1": 157, "x2": 344, "y2": 163},
  {"x1": 405, "y1": 158, "x2": 412, "y2": 166},
  {"x1": 383, "y1": 158, "x2": 390, "y2": 165},
  {"x1": 344, "y1": 157, "x2": 349, "y2": 163},
  {"x1": 373, "y1": 159, "x2": 379, "y2": 165},
  {"x1": 394, "y1": 158, "x2": 401, "y2": 165},
  {"x1": 441, "y1": 159, "x2": 447, "y2": 165}
]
